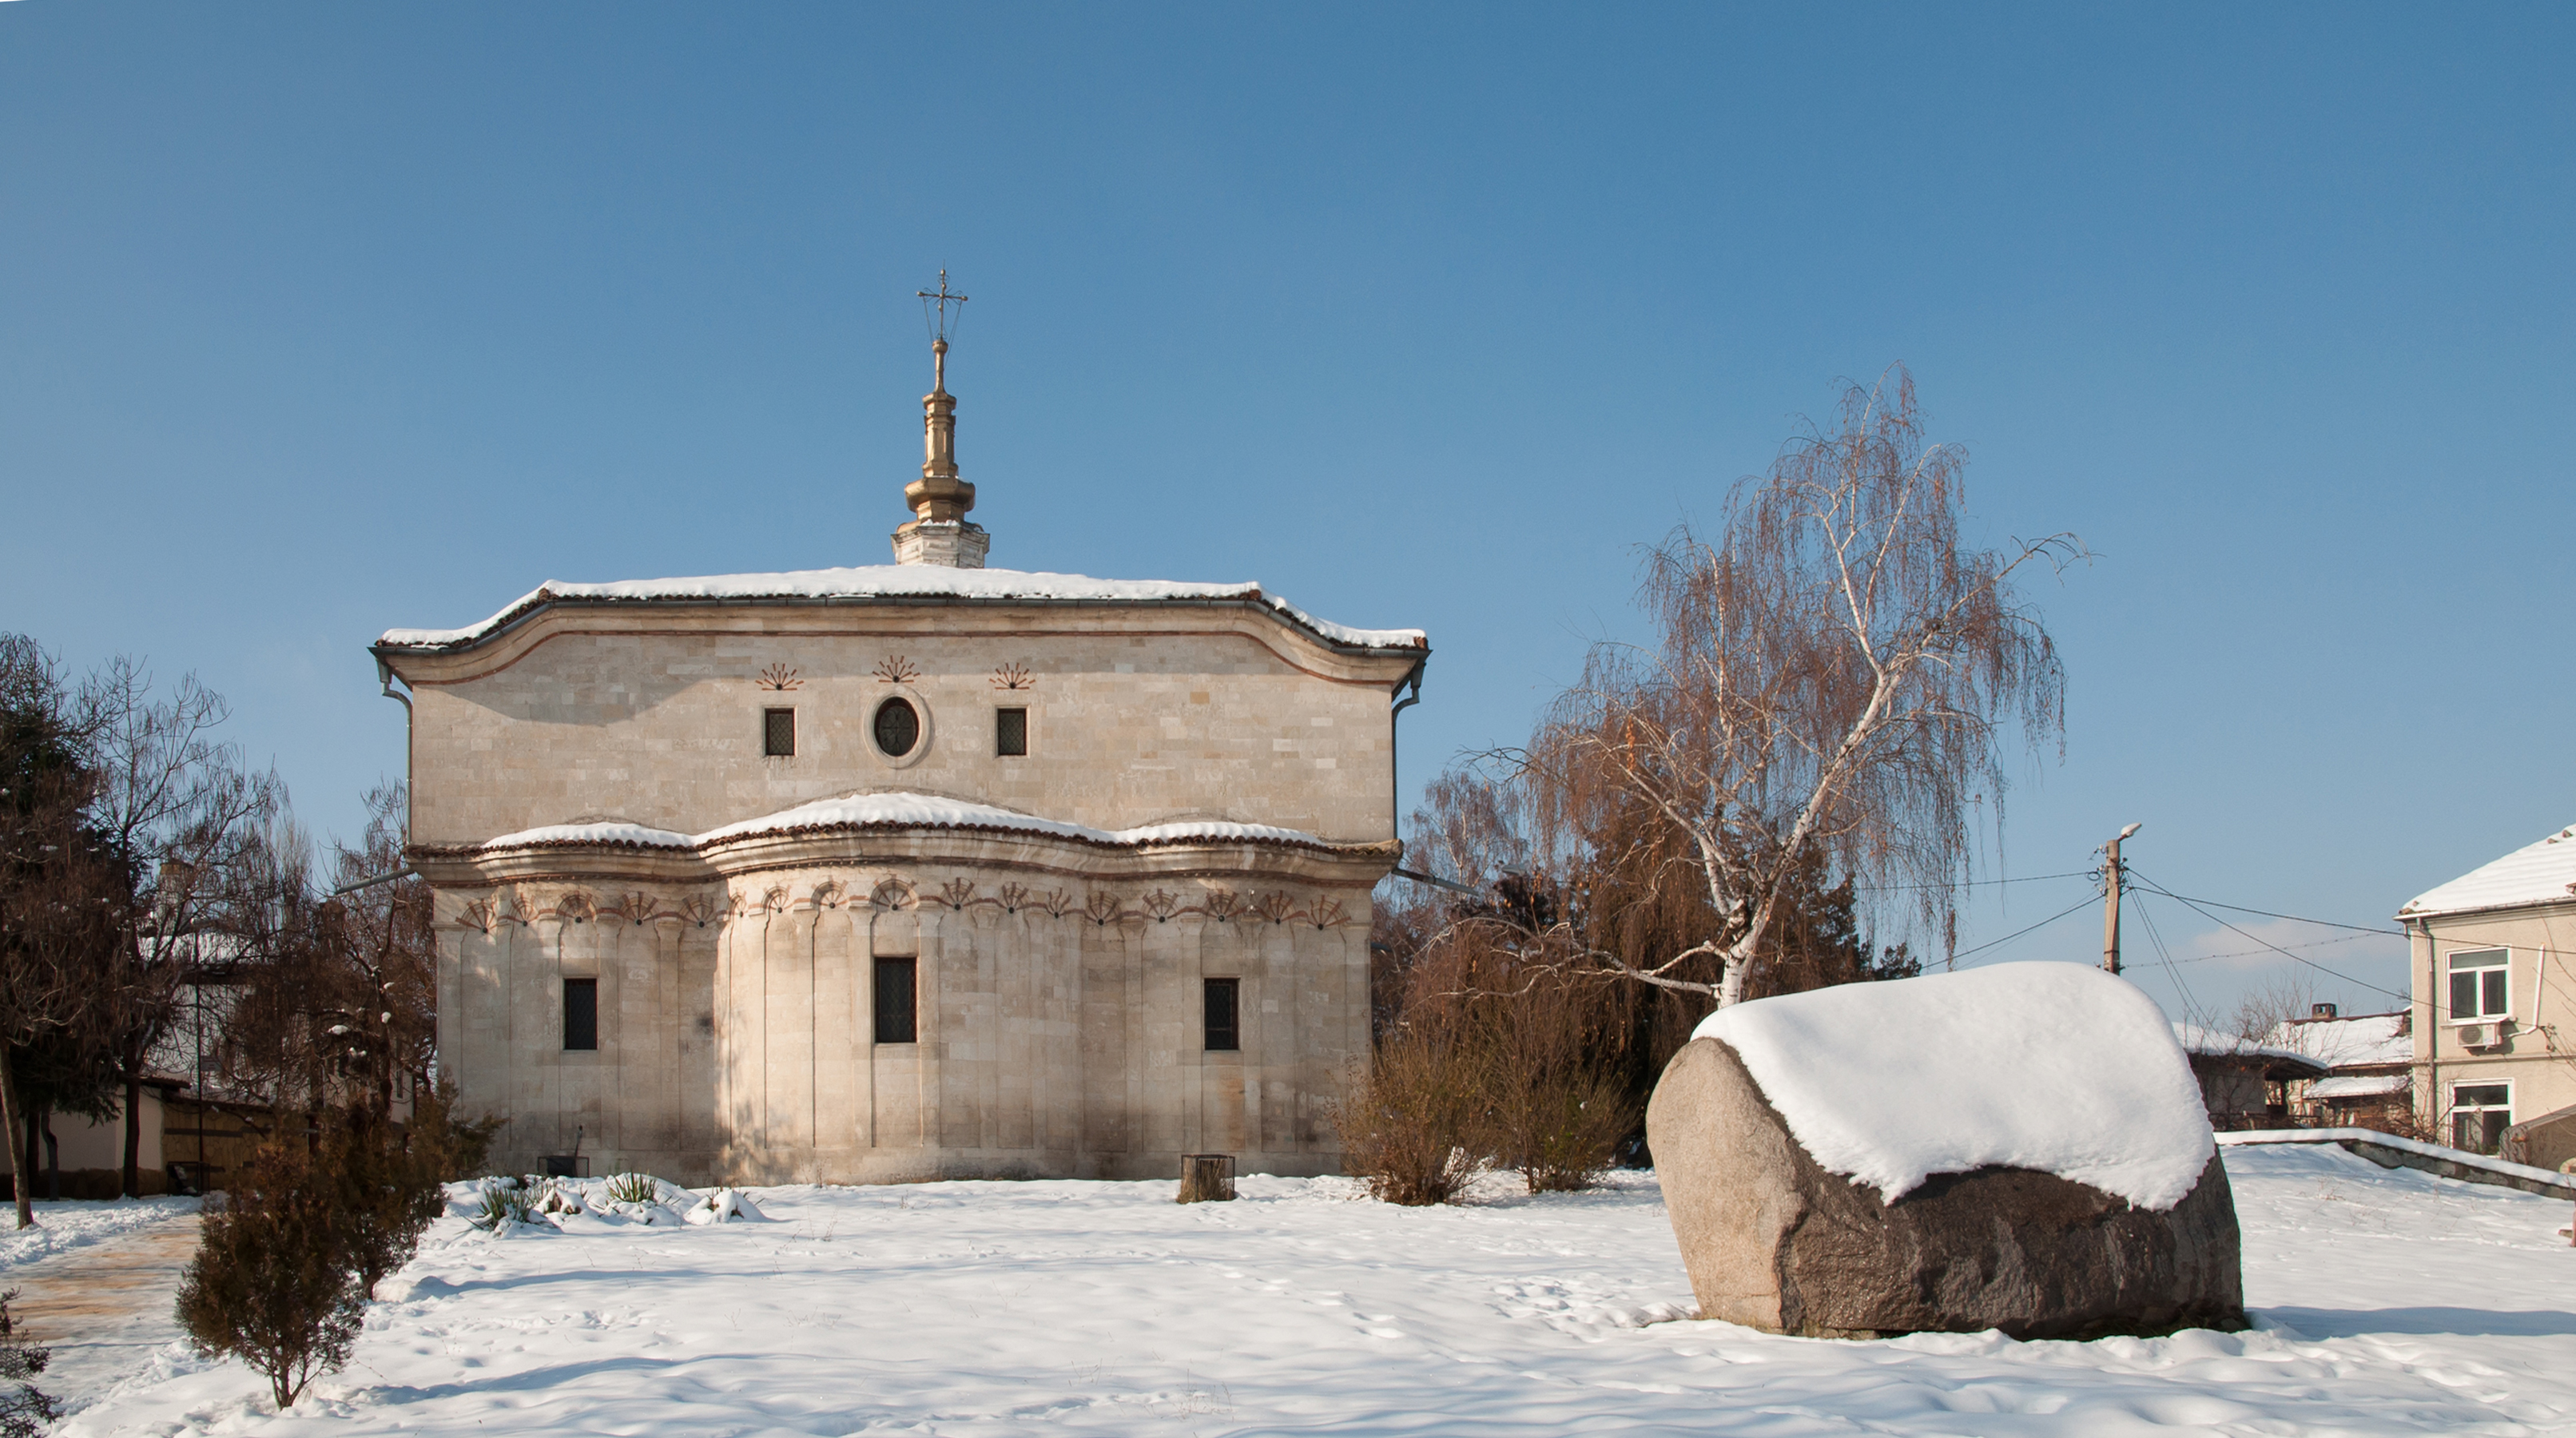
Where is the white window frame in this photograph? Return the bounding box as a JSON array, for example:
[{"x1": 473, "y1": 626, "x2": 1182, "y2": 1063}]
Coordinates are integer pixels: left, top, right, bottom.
[
  {"x1": 2447, "y1": 946, "x2": 2510, "y2": 1023},
  {"x1": 2450, "y1": 1078, "x2": 2513, "y2": 1154}
]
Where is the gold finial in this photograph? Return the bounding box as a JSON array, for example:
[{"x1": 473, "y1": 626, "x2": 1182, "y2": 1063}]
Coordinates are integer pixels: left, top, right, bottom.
[
  {"x1": 892, "y1": 268, "x2": 988, "y2": 568},
  {"x1": 916, "y1": 269, "x2": 968, "y2": 393}
]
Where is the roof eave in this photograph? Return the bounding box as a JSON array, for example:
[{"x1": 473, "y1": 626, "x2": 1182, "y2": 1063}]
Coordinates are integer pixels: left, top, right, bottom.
[{"x1": 373, "y1": 590, "x2": 1429, "y2": 665}]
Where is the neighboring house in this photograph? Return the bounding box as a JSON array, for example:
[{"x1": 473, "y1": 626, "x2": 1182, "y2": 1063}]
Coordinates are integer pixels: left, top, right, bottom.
[
  {"x1": 2398, "y1": 826, "x2": 2576, "y2": 1156},
  {"x1": 2263, "y1": 1006, "x2": 2415, "y2": 1131},
  {"x1": 1, "y1": 1073, "x2": 188, "y2": 1200},
  {"x1": 372, "y1": 333, "x2": 1429, "y2": 1186},
  {"x1": 2171, "y1": 1024, "x2": 2326, "y2": 1129}
]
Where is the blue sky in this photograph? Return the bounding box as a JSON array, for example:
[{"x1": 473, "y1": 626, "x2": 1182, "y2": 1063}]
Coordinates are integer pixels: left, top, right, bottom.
[{"x1": 5, "y1": 4, "x2": 2570, "y2": 1027}]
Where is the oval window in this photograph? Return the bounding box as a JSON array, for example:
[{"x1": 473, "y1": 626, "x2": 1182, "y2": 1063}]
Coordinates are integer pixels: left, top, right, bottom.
[{"x1": 873, "y1": 697, "x2": 920, "y2": 757}]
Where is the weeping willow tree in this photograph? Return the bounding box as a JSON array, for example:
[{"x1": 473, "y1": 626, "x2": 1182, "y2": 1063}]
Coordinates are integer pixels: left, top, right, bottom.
[{"x1": 1522, "y1": 366, "x2": 2073, "y2": 1008}]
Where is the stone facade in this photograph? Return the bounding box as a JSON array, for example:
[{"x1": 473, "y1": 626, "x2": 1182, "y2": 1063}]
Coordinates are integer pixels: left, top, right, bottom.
[{"x1": 380, "y1": 585, "x2": 1426, "y2": 1185}]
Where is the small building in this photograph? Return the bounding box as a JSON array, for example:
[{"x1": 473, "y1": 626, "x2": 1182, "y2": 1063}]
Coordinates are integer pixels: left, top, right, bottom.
[
  {"x1": 2171, "y1": 1024, "x2": 2324, "y2": 1130},
  {"x1": 373, "y1": 315, "x2": 1429, "y2": 1186},
  {"x1": 2264, "y1": 1005, "x2": 2414, "y2": 1132},
  {"x1": 1, "y1": 1075, "x2": 186, "y2": 1200},
  {"x1": 2397, "y1": 826, "x2": 2576, "y2": 1154}
]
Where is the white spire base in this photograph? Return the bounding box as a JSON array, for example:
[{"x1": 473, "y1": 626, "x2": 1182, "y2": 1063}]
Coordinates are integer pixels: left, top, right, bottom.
[{"x1": 892, "y1": 519, "x2": 989, "y2": 569}]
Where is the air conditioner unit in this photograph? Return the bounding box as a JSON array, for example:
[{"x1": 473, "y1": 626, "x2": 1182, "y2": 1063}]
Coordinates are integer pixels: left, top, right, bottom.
[{"x1": 2458, "y1": 1022, "x2": 2506, "y2": 1050}]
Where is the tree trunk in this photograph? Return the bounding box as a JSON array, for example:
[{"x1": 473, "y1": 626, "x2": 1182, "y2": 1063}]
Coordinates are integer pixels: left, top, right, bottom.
[
  {"x1": 18, "y1": 1106, "x2": 38, "y2": 1216},
  {"x1": 122, "y1": 1073, "x2": 144, "y2": 1199},
  {"x1": 1176, "y1": 1154, "x2": 1234, "y2": 1204},
  {"x1": 0, "y1": 1051, "x2": 28, "y2": 1229}
]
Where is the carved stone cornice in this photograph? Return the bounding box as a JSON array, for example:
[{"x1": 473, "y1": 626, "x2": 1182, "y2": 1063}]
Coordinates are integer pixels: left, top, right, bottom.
[{"x1": 411, "y1": 824, "x2": 1400, "y2": 893}]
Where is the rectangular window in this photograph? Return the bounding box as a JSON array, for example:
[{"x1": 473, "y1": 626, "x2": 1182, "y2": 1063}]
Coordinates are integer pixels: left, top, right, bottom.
[
  {"x1": 763, "y1": 707, "x2": 797, "y2": 757},
  {"x1": 996, "y1": 706, "x2": 1028, "y2": 757},
  {"x1": 563, "y1": 978, "x2": 598, "y2": 1051},
  {"x1": 2453, "y1": 1082, "x2": 2512, "y2": 1154},
  {"x1": 1204, "y1": 977, "x2": 1239, "y2": 1052},
  {"x1": 873, "y1": 957, "x2": 918, "y2": 1045},
  {"x1": 2449, "y1": 947, "x2": 2510, "y2": 1020}
]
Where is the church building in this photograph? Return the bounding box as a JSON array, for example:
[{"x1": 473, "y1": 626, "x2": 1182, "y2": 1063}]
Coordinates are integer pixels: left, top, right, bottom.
[{"x1": 373, "y1": 296, "x2": 1428, "y2": 1184}]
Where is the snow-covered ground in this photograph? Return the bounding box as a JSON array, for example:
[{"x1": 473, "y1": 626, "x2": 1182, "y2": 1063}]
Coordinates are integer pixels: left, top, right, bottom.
[
  {"x1": 0, "y1": 1196, "x2": 198, "y2": 1273},
  {"x1": 51, "y1": 1146, "x2": 2576, "y2": 1436}
]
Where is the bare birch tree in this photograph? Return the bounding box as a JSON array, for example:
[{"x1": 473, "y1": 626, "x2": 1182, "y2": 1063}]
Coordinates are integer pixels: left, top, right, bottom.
[
  {"x1": 86, "y1": 661, "x2": 280, "y2": 1196},
  {"x1": 1522, "y1": 367, "x2": 2072, "y2": 1008}
]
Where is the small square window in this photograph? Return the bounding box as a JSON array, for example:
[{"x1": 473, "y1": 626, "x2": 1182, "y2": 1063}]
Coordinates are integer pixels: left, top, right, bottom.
[
  {"x1": 874, "y1": 957, "x2": 917, "y2": 1045},
  {"x1": 996, "y1": 707, "x2": 1028, "y2": 757},
  {"x1": 2452, "y1": 1082, "x2": 2512, "y2": 1154},
  {"x1": 2449, "y1": 947, "x2": 2509, "y2": 1020},
  {"x1": 563, "y1": 978, "x2": 598, "y2": 1051},
  {"x1": 1204, "y1": 977, "x2": 1239, "y2": 1052},
  {"x1": 763, "y1": 707, "x2": 797, "y2": 757}
]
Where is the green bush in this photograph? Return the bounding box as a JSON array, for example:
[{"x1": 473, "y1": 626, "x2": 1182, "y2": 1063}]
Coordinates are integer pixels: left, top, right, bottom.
[
  {"x1": 175, "y1": 1143, "x2": 367, "y2": 1410},
  {"x1": 469, "y1": 1182, "x2": 533, "y2": 1232},
  {"x1": 0, "y1": 1289, "x2": 58, "y2": 1438}
]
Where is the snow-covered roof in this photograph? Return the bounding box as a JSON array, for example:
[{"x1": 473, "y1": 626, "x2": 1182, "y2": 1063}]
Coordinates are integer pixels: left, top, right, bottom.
[
  {"x1": 2262, "y1": 1011, "x2": 2412, "y2": 1070},
  {"x1": 2307, "y1": 1073, "x2": 2411, "y2": 1100},
  {"x1": 1691, "y1": 963, "x2": 2215, "y2": 1210},
  {"x1": 376, "y1": 565, "x2": 1426, "y2": 653},
  {"x1": 468, "y1": 791, "x2": 1344, "y2": 856},
  {"x1": 2171, "y1": 1023, "x2": 2326, "y2": 1073},
  {"x1": 2400, "y1": 824, "x2": 2576, "y2": 919}
]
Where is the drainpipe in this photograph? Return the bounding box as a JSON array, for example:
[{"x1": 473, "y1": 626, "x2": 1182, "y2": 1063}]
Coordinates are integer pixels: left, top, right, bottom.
[
  {"x1": 1387, "y1": 654, "x2": 1427, "y2": 844},
  {"x1": 375, "y1": 655, "x2": 415, "y2": 848},
  {"x1": 2419, "y1": 916, "x2": 2438, "y2": 1144}
]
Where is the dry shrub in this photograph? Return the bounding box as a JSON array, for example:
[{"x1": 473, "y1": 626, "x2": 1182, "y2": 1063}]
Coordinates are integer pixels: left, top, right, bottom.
[
  {"x1": 1477, "y1": 969, "x2": 1634, "y2": 1192},
  {"x1": 1337, "y1": 919, "x2": 1640, "y2": 1202},
  {"x1": 1331, "y1": 1032, "x2": 1482, "y2": 1206},
  {"x1": 176, "y1": 1142, "x2": 367, "y2": 1409}
]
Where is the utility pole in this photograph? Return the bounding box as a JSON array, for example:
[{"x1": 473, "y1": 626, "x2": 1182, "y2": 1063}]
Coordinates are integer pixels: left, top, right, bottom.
[{"x1": 2102, "y1": 822, "x2": 2141, "y2": 975}]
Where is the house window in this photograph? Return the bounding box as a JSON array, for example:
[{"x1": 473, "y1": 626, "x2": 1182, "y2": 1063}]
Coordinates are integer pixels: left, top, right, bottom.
[
  {"x1": 2453, "y1": 1082, "x2": 2511, "y2": 1154},
  {"x1": 763, "y1": 707, "x2": 797, "y2": 757},
  {"x1": 873, "y1": 697, "x2": 920, "y2": 757},
  {"x1": 563, "y1": 978, "x2": 598, "y2": 1051},
  {"x1": 873, "y1": 957, "x2": 917, "y2": 1045},
  {"x1": 1204, "y1": 977, "x2": 1239, "y2": 1052},
  {"x1": 2449, "y1": 947, "x2": 2510, "y2": 1021},
  {"x1": 996, "y1": 707, "x2": 1028, "y2": 757}
]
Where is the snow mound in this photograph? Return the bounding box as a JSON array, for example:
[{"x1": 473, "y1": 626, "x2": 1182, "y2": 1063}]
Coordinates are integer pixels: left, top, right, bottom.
[
  {"x1": 683, "y1": 1187, "x2": 769, "y2": 1225},
  {"x1": 376, "y1": 564, "x2": 1427, "y2": 652},
  {"x1": 1691, "y1": 962, "x2": 2215, "y2": 1210}
]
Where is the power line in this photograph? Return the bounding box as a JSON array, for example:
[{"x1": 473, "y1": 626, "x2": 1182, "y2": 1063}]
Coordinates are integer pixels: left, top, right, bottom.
[
  {"x1": 2126, "y1": 872, "x2": 2429, "y2": 1015},
  {"x1": 2123, "y1": 886, "x2": 2401, "y2": 936},
  {"x1": 1947, "y1": 895, "x2": 2100, "y2": 967},
  {"x1": 1858, "y1": 870, "x2": 2093, "y2": 894},
  {"x1": 2126, "y1": 888, "x2": 2208, "y2": 1030}
]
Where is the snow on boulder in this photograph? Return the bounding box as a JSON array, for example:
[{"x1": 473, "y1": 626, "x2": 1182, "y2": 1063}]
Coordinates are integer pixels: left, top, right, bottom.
[
  {"x1": 683, "y1": 1187, "x2": 769, "y2": 1225},
  {"x1": 1647, "y1": 962, "x2": 2244, "y2": 1340},
  {"x1": 1693, "y1": 962, "x2": 2214, "y2": 1207}
]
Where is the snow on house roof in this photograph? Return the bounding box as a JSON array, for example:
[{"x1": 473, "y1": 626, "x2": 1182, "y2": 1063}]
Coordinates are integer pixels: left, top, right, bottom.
[
  {"x1": 2306, "y1": 1073, "x2": 2411, "y2": 1101},
  {"x1": 2262, "y1": 1011, "x2": 2412, "y2": 1070},
  {"x1": 472, "y1": 791, "x2": 1341, "y2": 855},
  {"x1": 2399, "y1": 824, "x2": 2576, "y2": 919},
  {"x1": 2171, "y1": 1023, "x2": 2327, "y2": 1073},
  {"x1": 1691, "y1": 963, "x2": 2215, "y2": 1210},
  {"x1": 376, "y1": 566, "x2": 1427, "y2": 653}
]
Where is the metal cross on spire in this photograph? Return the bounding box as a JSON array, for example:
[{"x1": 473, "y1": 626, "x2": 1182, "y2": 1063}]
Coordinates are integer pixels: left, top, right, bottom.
[{"x1": 916, "y1": 269, "x2": 968, "y2": 391}]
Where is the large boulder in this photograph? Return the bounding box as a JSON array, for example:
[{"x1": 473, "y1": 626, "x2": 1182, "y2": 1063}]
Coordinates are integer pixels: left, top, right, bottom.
[{"x1": 1646, "y1": 963, "x2": 2244, "y2": 1341}]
